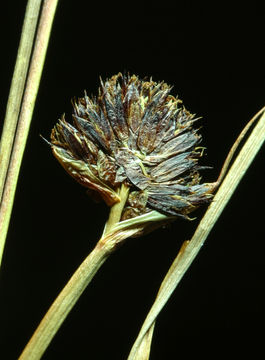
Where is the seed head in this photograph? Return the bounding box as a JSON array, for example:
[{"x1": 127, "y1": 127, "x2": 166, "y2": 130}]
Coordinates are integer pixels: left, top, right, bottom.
[{"x1": 50, "y1": 73, "x2": 214, "y2": 221}]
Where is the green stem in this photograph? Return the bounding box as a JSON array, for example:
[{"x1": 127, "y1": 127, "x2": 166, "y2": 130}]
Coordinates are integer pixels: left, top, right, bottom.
[
  {"x1": 103, "y1": 183, "x2": 130, "y2": 235},
  {"x1": 0, "y1": 0, "x2": 59, "y2": 266},
  {"x1": 128, "y1": 108, "x2": 265, "y2": 360},
  {"x1": 19, "y1": 185, "x2": 131, "y2": 359},
  {"x1": 0, "y1": 0, "x2": 42, "y2": 202},
  {"x1": 18, "y1": 239, "x2": 112, "y2": 360}
]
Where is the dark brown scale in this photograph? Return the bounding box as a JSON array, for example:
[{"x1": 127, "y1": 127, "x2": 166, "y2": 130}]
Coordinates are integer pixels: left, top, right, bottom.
[
  {"x1": 137, "y1": 111, "x2": 162, "y2": 154},
  {"x1": 147, "y1": 196, "x2": 188, "y2": 218},
  {"x1": 158, "y1": 131, "x2": 200, "y2": 157},
  {"x1": 103, "y1": 93, "x2": 128, "y2": 142},
  {"x1": 150, "y1": 152, "x2": 196, "y2": 182},
  {"x1": 137, "y1": 89, "x2": 170, "y2": 154},
  {"x1": 146, "y1": 183, "x2": 189, "y2": 196},
  {"x1": 126, "y1": 100, "x2": 142, "y2": 135},
  {"x1": 59, "y1": 121, "x2": 86, "y2": 160},
  {"x1": 97, "y1": 106, "x2": 115, "y2": 148},
  {"x1": 97, "y1": 150, "x2": 117, "y2": 186},
  {"x1": 114, "y1": 85, "x2": 128, "y2": 138},
  {"x1": 82, "y1": 136, "x2": 98, "y2": 164},
  {"x1": 152, "y1": 106, "x2": 175, "y2": 151},
  {"x1": 115, "y1": 149, "x2": 149, "y2": 190},
  {"x1": 73, "y1": 114, "x2": 109, "y2": 152}
]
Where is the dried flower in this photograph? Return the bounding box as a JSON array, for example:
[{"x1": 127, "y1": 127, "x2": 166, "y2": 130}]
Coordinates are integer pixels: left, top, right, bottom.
[{"x1": 50, "y1": 73, "x2": 214, "y2": 223}]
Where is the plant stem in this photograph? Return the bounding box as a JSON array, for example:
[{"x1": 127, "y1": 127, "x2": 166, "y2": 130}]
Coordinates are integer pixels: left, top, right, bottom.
[
  {"x1": 132, "y1": 324, "x2": 155, "y2": 360},
  {"x1": 0, "y1": 0, "x2": 42, "y2": 202},
  {"x1": 0, "y1": 0, "x2": 59, "y2": 266},
  {"x1": 19, "y1": 185, "x2": 131, "y2": 359},
  {"x1": 128, "y1": 107, "x2": 265, "y2": 360},
  {"x1": 103, "y1": 183, "x2": 130, "y2": 235},
  {"x1": 19, "y1": 231, "x2": 139, "y2": 360},
  {"x1": 18, "y1": 240, "x2": 112, "y2": 360}
]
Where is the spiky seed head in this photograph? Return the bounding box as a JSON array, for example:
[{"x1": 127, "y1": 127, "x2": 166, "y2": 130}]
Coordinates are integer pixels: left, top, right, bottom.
[{"x1": 50, "y1": 73, "x2": 214, "y2": 221}]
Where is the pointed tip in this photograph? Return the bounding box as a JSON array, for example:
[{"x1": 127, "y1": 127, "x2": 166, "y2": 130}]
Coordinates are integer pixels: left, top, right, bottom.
[{"x1": 40, "y1": 134, "x2": 52, "y2": 147}]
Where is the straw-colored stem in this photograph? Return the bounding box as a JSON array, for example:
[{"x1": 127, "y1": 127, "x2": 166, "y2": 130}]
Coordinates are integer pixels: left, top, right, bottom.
[
  {"x1": 132, "y1": 324, "x2": 155, "y2": 360},
  {"x1": 19, "y1": 185, "x2": 131, "y2": 360},
  {"x1": 18, "y1": 240, "x2": 111, "y2": 360},
  {"x1": 18, "y1": 230, "x2": 140, "y2": 360},
  {"x1": 215, "y1": 105, "x2": 265, "y2": 185},
  {"x1": 0, "y1": 0, "x2": 42, "y2": 202},
  {"x1": 103, "y1": 183, "x2": 130, "y2": 235},
  {"x1": 128, "y1": 108, "x2": 265, "y2": 360},
  {"x1": 0, "y1": 0, "x2": 59, "y2": 266}
]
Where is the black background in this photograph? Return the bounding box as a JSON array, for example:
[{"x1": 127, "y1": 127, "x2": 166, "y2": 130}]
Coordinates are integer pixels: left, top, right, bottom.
[{"x1": 0, "y1": 1, "x2": 264, "y2": 359}]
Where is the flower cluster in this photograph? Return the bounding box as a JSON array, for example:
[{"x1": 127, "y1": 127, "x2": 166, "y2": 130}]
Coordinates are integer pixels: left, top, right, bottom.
[{"x1": 51, "y1": 73, "x2": 213, "y2": 221}]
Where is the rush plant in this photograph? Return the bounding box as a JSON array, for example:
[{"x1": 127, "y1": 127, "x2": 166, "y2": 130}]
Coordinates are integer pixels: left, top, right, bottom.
[{"x1": 0, "y1": 2, "x2": 264, "y2": 360}]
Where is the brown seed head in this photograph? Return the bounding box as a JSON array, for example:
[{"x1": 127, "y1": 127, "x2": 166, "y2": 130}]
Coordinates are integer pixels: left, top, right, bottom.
[{"x1": 50, "y1": 73, "x2": 214, "y2": 220}]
